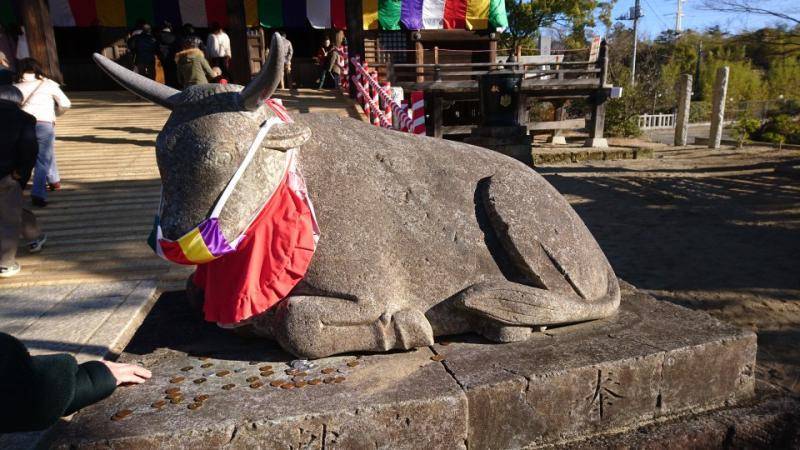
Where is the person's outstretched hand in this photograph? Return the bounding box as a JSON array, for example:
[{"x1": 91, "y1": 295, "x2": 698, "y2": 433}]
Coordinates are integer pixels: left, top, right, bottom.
[{"x1": 101, "y1": 361, "x2": 152, "y2": 386}]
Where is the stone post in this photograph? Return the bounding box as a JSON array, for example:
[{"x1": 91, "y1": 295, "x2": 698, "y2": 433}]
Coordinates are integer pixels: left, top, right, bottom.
[
  {"x1": 709, "y1": 66, "x2": 729, "y2": 149},
  {"x1": 674, "y1": 74, "x2": 692, "y2": 146}
]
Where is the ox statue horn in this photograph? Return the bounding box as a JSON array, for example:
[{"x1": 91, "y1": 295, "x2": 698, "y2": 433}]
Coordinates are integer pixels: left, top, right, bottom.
[
  {"x1": 92, "y1": 53, "x2": 180, "y2": 109},
  {"x1": 239, "y1": 33, "x2": 286, "y2": 111}
]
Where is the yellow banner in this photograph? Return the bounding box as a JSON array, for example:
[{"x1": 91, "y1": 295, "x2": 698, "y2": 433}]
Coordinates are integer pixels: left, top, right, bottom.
[
  {"x1": 95, "y1": 0, "x2": 126, "y2": 27},
  {"x1": 465, "y1": 0, "x2": 489, "y2": 30},
  {"x1": 362, "y1": 0, "x2": 379, "y2": 30},
  {"x1": 245, "y1": 0, "x2": 259, "y2": 27}
]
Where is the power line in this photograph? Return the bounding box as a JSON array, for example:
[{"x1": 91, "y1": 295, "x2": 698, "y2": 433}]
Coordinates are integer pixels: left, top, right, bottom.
[{"x1": 641, "y1": 0, "x2": 670, "y2": 30}]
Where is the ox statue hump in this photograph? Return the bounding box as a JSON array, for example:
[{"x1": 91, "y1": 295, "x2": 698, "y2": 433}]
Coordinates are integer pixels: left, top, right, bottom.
[{"x1": 94, "y1": 35, "x2": 620, "y2": 359}]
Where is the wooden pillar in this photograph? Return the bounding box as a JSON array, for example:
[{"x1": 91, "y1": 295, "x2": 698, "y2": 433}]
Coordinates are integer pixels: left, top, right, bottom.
[
  {"x1": 432, "y1": 95, "x2": 443, "y2": 138},
  {"x1": 488, "y1": 32, "x2": 497, "y2": 66},
  {"x1": 226, "y1": 0, "x2": 250, "y2": 83},
  {"x1": 345, "y1": 0, "x2": 365, "y2": 98},
  {"x1": 14, "y1": 0, "x2": 62, "y2": 83},
  {"x1": 413, "y1": 31, "x2": 424, "y2": 83},
  {"x1": 584, "y1": 40, "x2": 609, "y2": 148}
]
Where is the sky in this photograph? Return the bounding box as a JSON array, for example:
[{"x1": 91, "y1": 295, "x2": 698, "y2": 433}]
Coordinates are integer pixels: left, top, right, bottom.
[{"x1": 602, "y1": 0, "x2": 798, "y2": 39}]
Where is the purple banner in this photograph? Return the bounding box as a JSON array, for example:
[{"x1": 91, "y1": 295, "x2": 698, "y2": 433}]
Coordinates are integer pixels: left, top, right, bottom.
[{"x1": 401, "y1": 0, "x2": 424, "y2": 29}]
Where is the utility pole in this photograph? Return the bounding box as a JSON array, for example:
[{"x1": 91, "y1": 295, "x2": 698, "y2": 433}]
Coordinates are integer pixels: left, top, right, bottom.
[
  {"x1": 616, "y1": 0, "x2": 644, "y2": 86},
  {"x1": 675, "y1": 0, "x2": 684, "y2": 33}
]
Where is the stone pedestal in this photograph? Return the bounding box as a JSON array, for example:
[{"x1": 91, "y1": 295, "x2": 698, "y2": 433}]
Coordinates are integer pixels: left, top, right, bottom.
[
  {"x1": 52, "y1": 282, "x2": 755, "y2": 449},
  {"x1": 549, "y1": 135, "x2": 567, "y2": 145},
  {"x1": 674, "y1": 74, "x2": 692, "y2": 146},
  {"x1": 464, "y1": 125, "x2": 533, "y2": 164},
  {"x1": 584, "y1": 137, "x2": 609, "y2": 148},
  {"x1": 709, "y1": 67, "x2": 729, "y2": 149}
]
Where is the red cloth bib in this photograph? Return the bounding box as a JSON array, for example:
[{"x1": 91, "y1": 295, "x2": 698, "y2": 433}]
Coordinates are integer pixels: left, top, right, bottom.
[{"x1": 193, "y1": 174, "x2": 317, "y2": 325}]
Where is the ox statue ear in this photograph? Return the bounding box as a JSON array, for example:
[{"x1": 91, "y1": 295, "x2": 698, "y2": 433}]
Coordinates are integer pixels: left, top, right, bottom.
[
  {"x1": 239, "y1": 34, "x2": 286, "y2": 111},
  {"x1": 92, "y1": 53, "x2": 179, "y2": 109},
  {"x1": 262, "y1": 123, "x2": 312, "y2": 151}
]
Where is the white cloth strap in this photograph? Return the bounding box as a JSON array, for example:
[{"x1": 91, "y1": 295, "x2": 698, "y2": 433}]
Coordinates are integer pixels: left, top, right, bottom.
[{"x1": 210, "y1": 117, "x2": 283, "y2": 218}]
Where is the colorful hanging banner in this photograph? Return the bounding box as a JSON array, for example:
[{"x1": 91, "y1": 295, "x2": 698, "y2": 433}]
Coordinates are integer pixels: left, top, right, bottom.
[
  {"x1": 244, "y1": 0, "x2": 259, "y2": 26},
  {"x1": 125, "y1": 0, "x2": 154, "y2": 28},
  {"x1": 95, "y1": 0, "x2": 126, "y2": 27},
  {"x1": 45, "y1": 0, "x2": 502, "y2": 30},
  {"x1": 331, "y1": 0, "x2": 346, "y2": 28},
  {"x1": 0, "y1": 2, "x2": 15, "y2": 26},
  {"x1": 378, "y1": 0, "x2": 402, "y2": 30},
  {"x1": 179, "y1": 0, "x2": 208, "y2": 27},
  {"x1": 362, "y1": 0, "x2": 379, "y2": 30},
  {"x1": 307, "y1": 0, "x2": 331, "y2": 29},
  {"x1": 487, "y1": 0, "x2": 507, "y2": 31},
  {"x1": 398, "y1": 0, "x2": 505, "y2": 30},
  {"x1": 153, "y1": 1, "x2": 181, "y2": 28},
  {"x1": 49, "y1": 0, "x2": 76, "y2": 27},
  {"x1": 422, "y1": 0, "x2": 445, "y2": 29}
]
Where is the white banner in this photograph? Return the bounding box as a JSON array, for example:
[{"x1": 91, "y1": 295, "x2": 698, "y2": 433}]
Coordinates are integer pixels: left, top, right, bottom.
[
  {"x1": 307, "y1": 0, "x2": 332, "y2": 29},
  {"x1": 48, "y1": 0, "x2": 76, "y2": 27}
]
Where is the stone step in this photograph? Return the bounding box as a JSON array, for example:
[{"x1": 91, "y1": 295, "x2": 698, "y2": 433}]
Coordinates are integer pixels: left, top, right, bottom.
[
  {"x1": 50, "y1": 282, "x2": 755, "y2": 449},
  {"x1": 532, "y1": 146, "x2": 655, "y2": 165}
]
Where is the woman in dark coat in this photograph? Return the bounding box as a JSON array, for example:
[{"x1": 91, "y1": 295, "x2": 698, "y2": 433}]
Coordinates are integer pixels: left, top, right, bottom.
[{"x1": 0, "y1": 332, "x2": 151, "y2": 433}]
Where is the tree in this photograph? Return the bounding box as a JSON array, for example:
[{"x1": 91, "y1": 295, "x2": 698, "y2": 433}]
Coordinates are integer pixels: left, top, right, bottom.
[
  {"x1": 700, "y1": 0, "x2": 799, "y2": 29},
  {"x1": 501, "y1": 0, "x2": 615, "y2": 52}
]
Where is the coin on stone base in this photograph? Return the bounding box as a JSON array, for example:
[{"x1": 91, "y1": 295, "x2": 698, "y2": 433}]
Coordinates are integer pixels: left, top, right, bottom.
[{"x1": 111, "y1": 409, "x2": 132, "y2": 421}]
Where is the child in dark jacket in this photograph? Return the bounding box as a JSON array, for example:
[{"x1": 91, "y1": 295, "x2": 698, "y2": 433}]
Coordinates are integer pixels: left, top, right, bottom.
[
  {"x1": 0, "y1": 332, "x2": 151, "y2": 432},
  {"x1": 0, "y1": 85, "x2": 46, "y2": 277}
]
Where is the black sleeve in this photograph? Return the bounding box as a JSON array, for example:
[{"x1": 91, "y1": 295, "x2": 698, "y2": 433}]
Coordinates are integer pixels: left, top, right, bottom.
[
  {"x1": 14, "y1": 115, "x2": 38, "y2": 188},
  {"x1": 64, "y1": 361, "x2": 117, "y2": 416}
]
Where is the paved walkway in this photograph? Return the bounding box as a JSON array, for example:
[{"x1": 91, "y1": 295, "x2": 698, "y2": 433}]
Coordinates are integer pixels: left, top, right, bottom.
[{"x1": 0, "y1": 88, "x2": 359, "y2": 362}]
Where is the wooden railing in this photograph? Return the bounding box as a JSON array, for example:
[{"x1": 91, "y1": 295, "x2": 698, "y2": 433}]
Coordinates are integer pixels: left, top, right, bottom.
[{"x1": 384, "y1": 60, "x2": 602, "y2": 85}]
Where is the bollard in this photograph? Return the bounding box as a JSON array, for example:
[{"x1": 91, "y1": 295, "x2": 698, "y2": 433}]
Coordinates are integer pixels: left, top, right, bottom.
[
  {"x1": 381, "y1": 81, "x2": 392, "y2": 128},
  {"x1": 411, "y1": 91, "x2": 426, "y2": 135}
]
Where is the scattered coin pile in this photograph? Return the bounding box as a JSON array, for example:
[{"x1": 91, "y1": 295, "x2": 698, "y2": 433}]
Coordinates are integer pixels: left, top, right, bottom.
[{"x1": 110, "y1": 356, "x2": 364, "y2": 422}]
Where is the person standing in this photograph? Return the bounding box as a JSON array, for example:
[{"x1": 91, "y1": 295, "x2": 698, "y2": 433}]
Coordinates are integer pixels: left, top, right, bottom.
[
  {"x1": 0, "y1": 51, "x2": 14, "y2": 85},
  {"x1": 206, "y1": 23, "x2": 231, "y2": 81},
  {"x1": 279, "y1": 32, "x2": 293, "y2": 90},
  {"x1": 0, "y1": 86, "x2": 46, "y2": 277},
  {"x1": 157, "y1": 23, "x2": 179, "y2": 88},
  {"x1": 129, "y1": 24, "x2": 159, "y2": 80},
  {"x1": 175, "y1": 39, "x2": 216, "y2": 88},
  {"x1": 14, "y1": 58, "x2": 70, "y2": 207},
  {"x1": 316, "y1": 38, "x2": 333, "y2": 89}
]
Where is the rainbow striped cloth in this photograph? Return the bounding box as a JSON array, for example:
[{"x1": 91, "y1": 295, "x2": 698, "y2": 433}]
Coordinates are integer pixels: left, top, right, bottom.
[
  {"x1": 36, "y1": 0, "x2": 506, "y2": 31},
  {"x1": 43, "y1": 0, "x2": 346, "y2": 29},
  {"x1": 364, "y1": 0, "x2": 508, "y2": 31},
  {"x1": 147, "y1": 216, "x2": 235, "y2": 265}
]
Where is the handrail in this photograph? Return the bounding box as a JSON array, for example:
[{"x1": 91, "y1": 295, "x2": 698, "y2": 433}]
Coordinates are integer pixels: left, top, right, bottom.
[
  {"x1": 351, "y1": 56, "x2": 421, "y2": 133},
  {"x1": 391, "y1": 61, "x2": 592, "y2": 68}
]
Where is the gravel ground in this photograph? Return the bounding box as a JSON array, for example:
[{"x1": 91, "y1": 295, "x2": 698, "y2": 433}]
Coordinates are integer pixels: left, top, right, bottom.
[{"x1": 538, "y1": 143, "x2": 800, "y2": 395}]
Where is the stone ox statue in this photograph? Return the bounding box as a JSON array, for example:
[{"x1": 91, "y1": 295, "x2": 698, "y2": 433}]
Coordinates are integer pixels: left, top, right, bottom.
[{"x1": 94, "y1": 35, "x2": 620, "y2": 359}]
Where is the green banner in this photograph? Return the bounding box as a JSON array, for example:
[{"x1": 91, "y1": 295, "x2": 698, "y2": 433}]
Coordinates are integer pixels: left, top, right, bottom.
[
  {"x1": 125, "y1": 0, "x2": 155, "y2": 28},
  {"x1": 0, "y1": 3, "x2": 16, "y2": 26},
  {"x1": 259, "y1": 0, "x2": 284, "y2": 28},
  {"x1": 488, "y1": 0, "x2": 508, "y2": 30},
  {"x1": 378, "y1": 0, "x2": 402, "y2": 30}
]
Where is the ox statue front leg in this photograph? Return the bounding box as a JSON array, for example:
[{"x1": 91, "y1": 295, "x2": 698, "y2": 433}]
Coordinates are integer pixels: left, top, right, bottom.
[{"x1": 250, "y1": 296, "x2": 434, "y2": 359}]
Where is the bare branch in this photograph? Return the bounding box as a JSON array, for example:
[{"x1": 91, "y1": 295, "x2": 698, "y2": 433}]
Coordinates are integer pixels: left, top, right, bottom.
[{"x1": 700, "y1": 0, "x2": 800, "y2": 26}]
